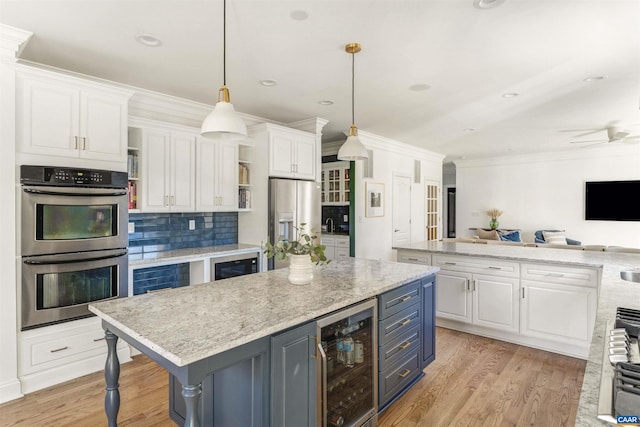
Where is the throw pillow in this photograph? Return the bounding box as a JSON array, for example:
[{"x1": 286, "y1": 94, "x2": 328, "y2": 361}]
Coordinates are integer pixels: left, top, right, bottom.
[
  {"x1": 543, "y1": 230, "x2": 567, "y2": 245},
  {"x1": 476, "y1": 229, "x2": 500, "y2": 240},
  {"x1": 500, "y1": 230, "x2": 522, "y2": 242}
]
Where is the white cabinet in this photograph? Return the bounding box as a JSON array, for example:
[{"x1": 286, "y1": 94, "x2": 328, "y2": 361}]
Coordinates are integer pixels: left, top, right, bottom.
[
  {"x1": 397, "y1": 251, "x2": 431, "y2": 265},
  {"x1": 268, "y1": 129, "x2": 316, "y2": 180},
  {"x1": 196, "y1": 139, "x2": 238, "y2": 211},
  {"x1": 321, "y1": 162, "x2": 350, "y2": 205},
  {"x1": 16, "y1": 68, "x2": 130, "y2": 164},
  {"x1": 140, "y1": 128, "x2": 196, "y2": 212},
  {"x1": 321, "y1": 235, "x2": 350, "y2": 260},
  {"x1": 433, "y1": 255, "x2": 520, "y2": 333},
  {"x1": 520, "y1": 263, "x2": 597, "y2": 346},
  {"x1": 19, "y1": 317, "x2": 131, "y2": 393}
]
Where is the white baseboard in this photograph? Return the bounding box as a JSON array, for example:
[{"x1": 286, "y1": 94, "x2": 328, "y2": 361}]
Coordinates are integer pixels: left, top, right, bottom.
[
  {"x1": 20, "y1": 346, "x2": 131, "y2": 395},
  {"x1": 0, "y1": 378, "x2": 23, "y2": 404}
]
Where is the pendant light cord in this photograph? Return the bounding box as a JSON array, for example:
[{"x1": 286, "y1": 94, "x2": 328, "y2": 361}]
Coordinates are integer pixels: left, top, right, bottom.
[
  {"x1": 351, "y1": 51, "x2": 355, "y2": 125},
  {"x1": 223, "y1": 0, "x2": 227, "y2": 86}
]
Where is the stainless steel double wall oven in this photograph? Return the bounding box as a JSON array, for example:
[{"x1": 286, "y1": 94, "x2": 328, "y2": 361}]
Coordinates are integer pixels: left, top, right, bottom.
[{"x1": 20, "y1": 165, "x2": 129, "y2": 330}]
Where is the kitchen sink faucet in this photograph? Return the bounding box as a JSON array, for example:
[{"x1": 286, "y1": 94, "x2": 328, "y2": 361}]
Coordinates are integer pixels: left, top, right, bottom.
[{"x1": 325, "y1": 218, "x2": 334, "y2": 233}]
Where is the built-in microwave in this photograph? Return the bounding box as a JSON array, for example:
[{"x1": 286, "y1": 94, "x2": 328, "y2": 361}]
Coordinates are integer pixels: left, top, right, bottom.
[{"x1": 212, "y1": 253, "x2": 259, "y2": 280}]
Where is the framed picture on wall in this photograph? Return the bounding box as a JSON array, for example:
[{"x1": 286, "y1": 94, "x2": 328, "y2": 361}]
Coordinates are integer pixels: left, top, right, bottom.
[{"x1": 365, "y1": 182, "x2": 384, "y2": 217}]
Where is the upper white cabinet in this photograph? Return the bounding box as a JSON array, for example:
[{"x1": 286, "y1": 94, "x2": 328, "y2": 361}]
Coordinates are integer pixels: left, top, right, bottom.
[
  {"x1": 16, "y1": 68, "x2": 130, "y2": 164},
  {"x1": 196, "y1": 139, "x2": 239, "y2": 211},
  {"x1": 268, "y1": 128, "x2": 316, "y2": 180},
  {"x1": 133, "y1": 126, "x2": 196, "y2": 212}
]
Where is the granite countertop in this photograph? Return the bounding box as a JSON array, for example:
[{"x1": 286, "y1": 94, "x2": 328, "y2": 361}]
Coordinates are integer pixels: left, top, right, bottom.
[
  {"x1": 90, "y1": 257, "x2": 438, "y2": 367},
  {"x1": 129, "y1": 243, "x2": 262, "y2": 266},
  {"x1": 394, "y1": 241, "x2": 640, "y2": 426}
]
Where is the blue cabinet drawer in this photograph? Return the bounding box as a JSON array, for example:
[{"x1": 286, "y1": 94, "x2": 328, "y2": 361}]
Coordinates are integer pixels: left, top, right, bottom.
[
  {"x1": 379, "y1": 351, "x2": 420, "y2": 407},
  {"x1": 378, "y1": 303, "x2": 420, "y2": 346},
  {"x1": 379, "y1": 324, "x2": 420, "y2": 372},
  {"x1": 378, "y1": 280, "x2": 421, "y2": 320}
]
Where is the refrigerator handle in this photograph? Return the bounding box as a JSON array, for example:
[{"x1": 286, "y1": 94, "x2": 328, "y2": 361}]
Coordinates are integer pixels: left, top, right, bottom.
[{"x1": 318, "y1": 342, "x2": 328, "y2": 427}]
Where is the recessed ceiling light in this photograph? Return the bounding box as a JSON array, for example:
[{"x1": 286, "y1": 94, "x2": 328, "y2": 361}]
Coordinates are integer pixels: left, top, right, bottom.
[
  {"x1": 583, "y1": 76, "x2": 606, "y2": 82},
  {"x1": 473, "y1": 0, "x2": 505, "y2": 9},
  {"x1": 259, "y1": 79, "x2": 277, "y2": 87},
  {"x1": 409, "y1": 84, "x2": 430, "y2": 92},
  {"x1": 463, "y1": 128, "x2": 476, "y2": 132},
  {"x1": 318, "y1": 100, "x2": 334, "y2": 106},
  {"x1": 135, "y1": 33, "x2": 162, "y2": 47},
  {"x1": 290, "y1": 10, "x2": 309, "y2": 21},
  {"x1": 502, "y1": 92, "x2": 519, "y2": 98}
]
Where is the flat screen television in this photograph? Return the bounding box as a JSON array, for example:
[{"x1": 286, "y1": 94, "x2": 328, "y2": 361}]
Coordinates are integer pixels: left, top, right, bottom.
[{"x1": 585, "y1": 180, "x2": 640, "y2": 221}]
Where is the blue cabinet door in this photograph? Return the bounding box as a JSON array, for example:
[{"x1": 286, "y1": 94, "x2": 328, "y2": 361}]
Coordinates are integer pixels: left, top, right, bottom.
[
  {"x1": 271, "y1": 321, "x2": 317, "y2": 427},
  {"x1": 421, "y1": 275, "x2": 436, "y2": 368}
]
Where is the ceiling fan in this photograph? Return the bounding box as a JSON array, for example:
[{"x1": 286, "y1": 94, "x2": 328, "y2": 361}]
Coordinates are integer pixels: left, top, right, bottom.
[{"x1": 570, "y1": 126, "x2": 640, "y2": 146}]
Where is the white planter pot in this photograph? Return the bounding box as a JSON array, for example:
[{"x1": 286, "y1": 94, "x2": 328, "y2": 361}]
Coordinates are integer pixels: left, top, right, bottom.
[{"x1": 288, "y1": 254, "x2": 313, "y2": 285}]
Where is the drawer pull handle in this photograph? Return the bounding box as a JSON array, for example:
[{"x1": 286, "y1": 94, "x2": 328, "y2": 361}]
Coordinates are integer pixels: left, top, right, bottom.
[
  {"x1": 545, "y1": 272, "x2": 564, "y2": 277},
  {"x1": 487, "y1": 266, "x2": 501, "y2": 270},
  {"x1": 398, "y1": 369, "x2": 411, "y2": 378},
  {"x1": 399, "y1": 341, "x2": 412, "y2": 350},
  {"x1": 444, "y1": 262, "x2": 456, "y2": 265},
  {"x1": 93, "y1": 337, "x2": 105, "y2": 342},
  {"x1": 400, "y1": 296, "x2": 412, "y2": 302},
  {"x1": 399, "y1": 319, "x2": 411, "y2": 326},
  {"x1": 407, "y1": 257, "x2": 418, "y2": 261},
  {"x1": 50, "y1": 346, "x2": 69, "y2": 353}
]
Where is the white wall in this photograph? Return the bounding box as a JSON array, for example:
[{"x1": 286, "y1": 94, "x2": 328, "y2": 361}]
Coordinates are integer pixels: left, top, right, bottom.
[
  {"x1": 455, "y1": 146, "x2": 640, "y2": 247},
  {"x1": 351, "y1": 131, "x2": 445, "y2": 261},
  {"x1": 0, "y1": 25, "x2": 27, "y2": 403}
]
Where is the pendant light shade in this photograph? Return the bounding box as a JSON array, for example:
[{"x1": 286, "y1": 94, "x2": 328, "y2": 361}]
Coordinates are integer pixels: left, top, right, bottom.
[
  {"x1": 200, "y1": 0, "x2": 247, "y2": 140},
  {"x1": 338, "y1": 43, "x2": 368, "y2": 161}
]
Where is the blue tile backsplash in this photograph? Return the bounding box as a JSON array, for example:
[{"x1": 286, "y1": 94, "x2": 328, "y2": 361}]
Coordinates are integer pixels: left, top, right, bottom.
[{"x1": 128, "y1": 212, "x2": 238, "y2": 295}]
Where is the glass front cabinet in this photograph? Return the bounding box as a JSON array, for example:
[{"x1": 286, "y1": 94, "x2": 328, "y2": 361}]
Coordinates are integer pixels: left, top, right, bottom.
[{"x1": 322, "y1": 162, "x2": 350, "y2": 206}]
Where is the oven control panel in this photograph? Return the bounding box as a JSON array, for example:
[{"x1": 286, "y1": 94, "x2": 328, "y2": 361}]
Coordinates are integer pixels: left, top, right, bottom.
[{"x1": 20, "y1": 165, "x2": 128, "y2": 188}]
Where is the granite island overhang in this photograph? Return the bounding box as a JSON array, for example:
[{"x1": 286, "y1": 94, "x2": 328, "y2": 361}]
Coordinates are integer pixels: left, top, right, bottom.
[
  {"x1": 392, "y1": 241, "x2": 640, "y2": 427},
  {"x1": 89, "y1": 257, "x2": 439, "y2": 426}
]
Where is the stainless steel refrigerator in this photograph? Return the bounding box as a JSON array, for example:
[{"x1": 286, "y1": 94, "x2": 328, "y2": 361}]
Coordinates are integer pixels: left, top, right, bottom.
[{"x1": 268, "y1": 178, "x2": 321, "y2": 270}]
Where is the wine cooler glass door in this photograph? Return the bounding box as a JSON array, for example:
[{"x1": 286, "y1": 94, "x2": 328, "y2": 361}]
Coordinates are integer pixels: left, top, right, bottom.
[{"x1": 317, "y1": 299, "x2": 378, "y2": 427}]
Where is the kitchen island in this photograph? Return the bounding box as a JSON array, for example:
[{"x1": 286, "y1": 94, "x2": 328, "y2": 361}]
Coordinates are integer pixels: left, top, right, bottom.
[
  {"x1": 394, "y1": 241, "x2": 640, "y2": 427},
  {"x1": 89, "y1": 257, "x2": 438, "y2": 426}
]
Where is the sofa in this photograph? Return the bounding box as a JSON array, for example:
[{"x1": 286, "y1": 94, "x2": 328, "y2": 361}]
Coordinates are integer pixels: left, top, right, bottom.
[{"x1": 534, "y1": 229, "x2": 581, "y2": 246}]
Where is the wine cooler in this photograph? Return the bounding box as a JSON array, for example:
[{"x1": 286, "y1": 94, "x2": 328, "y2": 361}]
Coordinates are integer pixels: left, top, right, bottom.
[{"x1": 317, "y1": 299, "x2": 378, "y2": 427}]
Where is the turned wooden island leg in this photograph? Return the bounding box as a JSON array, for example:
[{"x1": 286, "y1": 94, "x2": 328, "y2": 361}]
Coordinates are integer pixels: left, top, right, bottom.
[
  {"x1": 104, "y1": 330, "x2": 120, "y2": 427},
  {"x1": 182, "y1": 383, "x2": 202, "y2": 427}
]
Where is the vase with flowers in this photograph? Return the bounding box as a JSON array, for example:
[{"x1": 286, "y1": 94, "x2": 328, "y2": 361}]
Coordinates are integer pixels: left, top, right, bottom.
[
  {"x1": 486, "y1": 208, "x2": 503, "y2": 230},
  {"x1": 263, "y1": 223, "x2": 330, "y2": 285}
]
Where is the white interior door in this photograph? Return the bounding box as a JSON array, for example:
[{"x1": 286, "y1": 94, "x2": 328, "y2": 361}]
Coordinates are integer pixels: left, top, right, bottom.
[{"x1": 392, "y1": 173, "x2": 411, "y2": 246}]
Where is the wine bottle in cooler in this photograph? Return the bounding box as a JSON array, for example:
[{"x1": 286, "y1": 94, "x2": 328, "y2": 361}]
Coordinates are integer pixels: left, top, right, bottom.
[{"x1": 344, "y1": 335, "x2": 354, "y2": 368}]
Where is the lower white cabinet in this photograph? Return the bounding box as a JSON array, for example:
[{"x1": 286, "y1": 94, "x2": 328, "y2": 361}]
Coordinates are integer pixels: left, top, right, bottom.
[
  {"x1": 520, "y1": 262, "x2": 598, "y2": 347},
  {"x1": 321, "y1": 235, "x2": 349, "y2": 261},
  {"x1": 397, "y1": 250, "x2": 600, "y2": 358},
  {"x1": 19, "y1": 317, "x2": 131, "y2": 393},
  {"x1": 436, "y1": 269, "x2": 519, "y2": 333}
]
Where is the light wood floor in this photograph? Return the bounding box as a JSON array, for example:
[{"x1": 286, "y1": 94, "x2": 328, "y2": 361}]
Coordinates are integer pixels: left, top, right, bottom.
[{"x1": 0, "y1": 327, "x2": 585, "y2": 427}]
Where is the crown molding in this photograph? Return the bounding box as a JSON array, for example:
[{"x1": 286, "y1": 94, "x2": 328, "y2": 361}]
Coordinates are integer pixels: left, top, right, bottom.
[
  {"x1": 454, "y1": 144, "x2": 640, "y2": 168},
  {"x1": 357, "y1": 129, "x2": 446, "y2": 163},
  {"x1": 0, "y1": 24, "x2": 32, "y2": 61},
  {"x1": 287, "y1": 117, "x2": 329, "y2": 135}
]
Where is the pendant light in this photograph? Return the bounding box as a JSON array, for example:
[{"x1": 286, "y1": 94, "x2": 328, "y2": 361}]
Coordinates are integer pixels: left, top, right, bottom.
[
  {"x1": 200, "y1": 0, "x2": 248, "y2": 139},
  {"x1": 338, "y1": 42, "x2": 368, "y2": 161}
]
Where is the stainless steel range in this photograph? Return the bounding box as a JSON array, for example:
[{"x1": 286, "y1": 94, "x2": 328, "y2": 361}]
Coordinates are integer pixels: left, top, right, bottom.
[
  {"x1": 20, "y1": 165, "x2": 129, "y2": 330},
  {"x1": 598, "y1": 307, "x2": 640, "y2": 423}
]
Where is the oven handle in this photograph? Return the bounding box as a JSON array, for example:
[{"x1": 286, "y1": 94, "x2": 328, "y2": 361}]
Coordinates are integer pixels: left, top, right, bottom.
[
  {"x1": 23, "y1": 188, "x2": 127, "y2": 197},
  {"x1": 23, "y1": 250, "x2": 128, "y2": 265}
]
